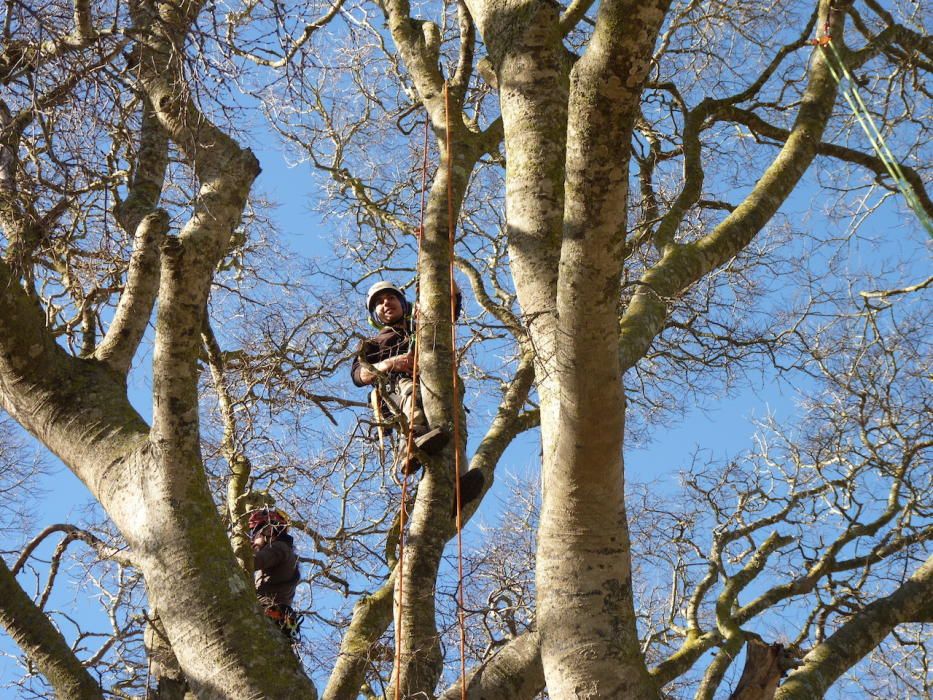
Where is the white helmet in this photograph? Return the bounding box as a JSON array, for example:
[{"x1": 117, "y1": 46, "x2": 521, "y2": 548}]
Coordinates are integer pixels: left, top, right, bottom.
[{"x1": 365, "y1": 281, "x2": 410, "y2": 325}]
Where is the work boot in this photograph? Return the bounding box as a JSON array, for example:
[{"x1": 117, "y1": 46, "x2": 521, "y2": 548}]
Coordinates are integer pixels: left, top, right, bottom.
[
  {"x1": 451, "y1": 469, "x2": 485, "y2": 517},
  {"x1": 413, "y1": 426, "x2": 449, "y2": 455}
]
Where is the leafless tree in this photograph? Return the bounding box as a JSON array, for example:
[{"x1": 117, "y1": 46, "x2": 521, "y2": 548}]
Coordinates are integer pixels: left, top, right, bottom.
[{"x1": 0, "y1": 0, "x2": 929, "y2": 698}]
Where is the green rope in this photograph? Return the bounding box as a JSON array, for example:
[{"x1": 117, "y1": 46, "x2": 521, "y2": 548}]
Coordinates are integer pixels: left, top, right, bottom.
[{"x1": 820, "y1": 40, "x2": 933, "y2": 238}]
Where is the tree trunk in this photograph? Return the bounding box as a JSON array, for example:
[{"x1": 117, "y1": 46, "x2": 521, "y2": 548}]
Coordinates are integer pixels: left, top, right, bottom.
[
  {"x1": 729, "y1": 636, "x2": 798, "y2": 700},
  {"x1": 390, "y1": 117, "x2": 477, "y2": 699}
]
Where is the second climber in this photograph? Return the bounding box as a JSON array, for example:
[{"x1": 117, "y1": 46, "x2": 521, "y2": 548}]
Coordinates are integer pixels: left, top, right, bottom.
[{"x1": 249, "y1": 508, "x2": 302, "y2": 640}]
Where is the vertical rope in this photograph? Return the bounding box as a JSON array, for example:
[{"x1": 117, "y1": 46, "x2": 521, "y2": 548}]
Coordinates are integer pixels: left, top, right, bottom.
[
  {"x1": 816, "y1": 38, "x2": 933, "y2": 237},
  {"x1": 394, "y1": 114, "x2": 432, "y2": 700},
  {"x1": 444, "y1": 81, "x2": 469, "y2": 700}
]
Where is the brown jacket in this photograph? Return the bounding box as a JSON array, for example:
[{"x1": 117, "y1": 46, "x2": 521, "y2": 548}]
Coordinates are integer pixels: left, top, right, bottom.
[
  {"x1": 254, "y1": 535, "x2": 299, "y2": 608},
  {"x1": 350, "y1": 322, "x2": 413, "y2": 388},
  {"x1": 350, "y1": 293, "x2": 462, "y2": 388}
]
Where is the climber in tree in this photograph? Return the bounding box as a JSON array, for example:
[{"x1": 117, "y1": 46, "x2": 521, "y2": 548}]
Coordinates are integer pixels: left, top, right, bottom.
[
  {"x1": 351, "y1": 281, "x2": 452, "y2": 463},
  {"x1": 249, "y1": 508, "x2": 302, "y2": 639},
  {"x1": 351, "y1": 281, "x2": 483, "y2": 509}
]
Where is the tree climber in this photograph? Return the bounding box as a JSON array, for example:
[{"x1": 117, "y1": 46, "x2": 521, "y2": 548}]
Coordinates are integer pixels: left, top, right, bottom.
[
  {"x1": 352, "y1": 281, "x2": 484, "y2": 509},
  {"x1": 352, "y1": 281, "x2": 450, "y2": 463},
  {"x1": 249, "y1": 508, "x2": 302, "y2": 640}
]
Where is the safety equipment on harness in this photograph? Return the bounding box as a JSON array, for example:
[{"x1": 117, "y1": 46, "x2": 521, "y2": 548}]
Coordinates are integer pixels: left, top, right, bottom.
[
  {"x1": 365, "y1": 281, "x2": 411, "y2": 327},
  {"x1": 264, "y1": 603, "x2": 303, "y2": 640},
  {"x1": 248, "y1": 507, "x2": 289, "y2": 539}
]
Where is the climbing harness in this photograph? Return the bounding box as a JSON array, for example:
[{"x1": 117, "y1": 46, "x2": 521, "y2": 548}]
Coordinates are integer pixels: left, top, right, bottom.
[
  {"x1": 264, "y1": 603, "x2": 303, "y2": 641},
  {"x1": 810, "y1": 30, "x2": 933, "y2": 237}
]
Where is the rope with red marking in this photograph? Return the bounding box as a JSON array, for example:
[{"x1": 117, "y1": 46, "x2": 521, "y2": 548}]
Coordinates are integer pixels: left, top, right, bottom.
[
  {"x1": 393, "y1": 113, "x2": 431, "y2": 700},
  {"x1": 444, "y1": 81, "x2": 469, "y2": 700},
  {"x1": 809, "y1": 30, "x2": 932, "y2": 237},
  {"x1": 393, "y1": 85, "x2": 470, "y2": 700}
]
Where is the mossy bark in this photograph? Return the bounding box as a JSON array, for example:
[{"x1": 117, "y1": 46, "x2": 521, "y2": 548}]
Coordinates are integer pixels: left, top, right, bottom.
[{"x1": 0, "y1": 2, "x2": 319, "y2": 697}]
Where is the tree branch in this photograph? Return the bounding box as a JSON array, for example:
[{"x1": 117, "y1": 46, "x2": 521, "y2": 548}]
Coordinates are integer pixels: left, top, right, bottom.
[
  {"x1": 619, "y1": 0, "x2": 842, "y2": 373},
  {"x1": 93, "y1": 209, "x2": 168, "y2": 373},
  {"x1": 695, "y1": 532, "x2": 793, "y2": 700},
  {"x1": 0, "y1": 556, "x2": 104, "y2": 699},
  {"x1": 721, "y1": 106, "x2": 933, "y2": 220},
  {"x1": 131, "y1": 1, "x2": 260, "y2": 449},
  {"x1": 650, "y1": 9, "x2": 818, "y2": 252},
  {"x1": 226, "y1": 0, "x2": 347, "y2": 69},
  {"x1": 449, "y1": 0, "x2": 476, "y2": 99},
  {"x1": 202, "y1": 316, "x2": 254, "y2": 570},
  {"x1": 775, "y1": 554, "x2": 933, "y2": 700},
  {"x1": 322, "y1": 572, "x2": 396, "y2": 700},
  {"x1": 13, "y1": 524, "x2": 135, "y2": 575},
  {"x1": 380, "y1": 0, "x2": 446, "y2": 114},
  {"x1": 558, "y1": 0, "x2": 597, "y2": 37},
  {"x1": 437, "y1": 630, "x2": 544, "y2": 700}
]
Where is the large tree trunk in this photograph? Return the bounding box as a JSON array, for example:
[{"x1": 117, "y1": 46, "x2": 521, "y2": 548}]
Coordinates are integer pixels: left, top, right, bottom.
[
  {"x1": 462, "y1": 0, "x2": 844, "y2": 694},
  {"x1": 476, "y1": 0, "x2": 668, "y2": 693},
  {"x1": 492, "y1": 0, "x2": 567, "y2": 449},
  {"x1": 536, "y1": 1, "x2": 670, "y2": 695},
  {"x1": 0, "y1": 1, "x2": 320, "y2": 695},
  {"x1": 0, "y1": 210, "x2": 318, "y2": 700}
]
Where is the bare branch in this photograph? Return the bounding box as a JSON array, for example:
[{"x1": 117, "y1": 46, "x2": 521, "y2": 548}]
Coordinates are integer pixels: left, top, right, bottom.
[
  {"x1": 619, "y1": 0, "x2": 842, "y2": 373},
  {"x1": 226, "y1": 0, "x2": 347, "y2": 69},
  {"x1": 13, "y1": 523, "x2": 135, "y2": 575},
  {"x1": 0, "y1": 556, "x2": 104, "y2": 699},
  {"x1": 775, "y1": 555, "x2": 933, "y2": 700},
  {"x1": 721, "y1": 106, "x2": 933, "y2": 221},
  {"x1": 93, "y1": 210, "x2": 168, "y2": 373},
  {"x1": 437, "y1": 630, "x2": 543, "y2": 700}
]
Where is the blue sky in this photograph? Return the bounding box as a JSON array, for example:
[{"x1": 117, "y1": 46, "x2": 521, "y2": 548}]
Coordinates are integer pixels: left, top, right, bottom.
[{"x1": 1, "y1": 81, "x2": 929, "y2": 697}]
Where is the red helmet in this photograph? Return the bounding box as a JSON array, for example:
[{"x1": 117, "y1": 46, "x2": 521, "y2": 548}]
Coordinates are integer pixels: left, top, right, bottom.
[{"x1": 248, "y1": 508, "x2": 288, "y2": 537}]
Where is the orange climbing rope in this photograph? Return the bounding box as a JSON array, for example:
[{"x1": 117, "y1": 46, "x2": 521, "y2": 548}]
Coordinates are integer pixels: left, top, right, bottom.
[
  {"x1": 393, "y1": 84, "x2": 470, "y2": 700},
  {"x1": 393, "y1": 111, "x2": 431, "y2": 700},
  {"x1": 444, "y1": 82, "x2": 469, "y2": 700}
]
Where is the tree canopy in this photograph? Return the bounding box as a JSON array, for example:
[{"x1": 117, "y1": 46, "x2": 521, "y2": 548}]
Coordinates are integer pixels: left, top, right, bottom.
[{"x1": 0, "y1": 0, "x2": 930, "y2": 698}]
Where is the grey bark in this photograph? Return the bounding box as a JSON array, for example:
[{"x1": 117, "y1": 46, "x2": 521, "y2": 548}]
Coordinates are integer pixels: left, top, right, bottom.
[
  {"x1": 437, "y1": 631, "x2": 544, "y2": 700},
  {"x1": 536, "y1": 1, "x2": 671, "y2": 696},
  {"x1": 144, "y1": 614, "x2": 190, "y2": 700}
]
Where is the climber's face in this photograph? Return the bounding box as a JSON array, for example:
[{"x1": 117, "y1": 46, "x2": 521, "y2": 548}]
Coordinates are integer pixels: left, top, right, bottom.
[{"x1": 373, "y1": 291, "x2": 404, "y2": 325}]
